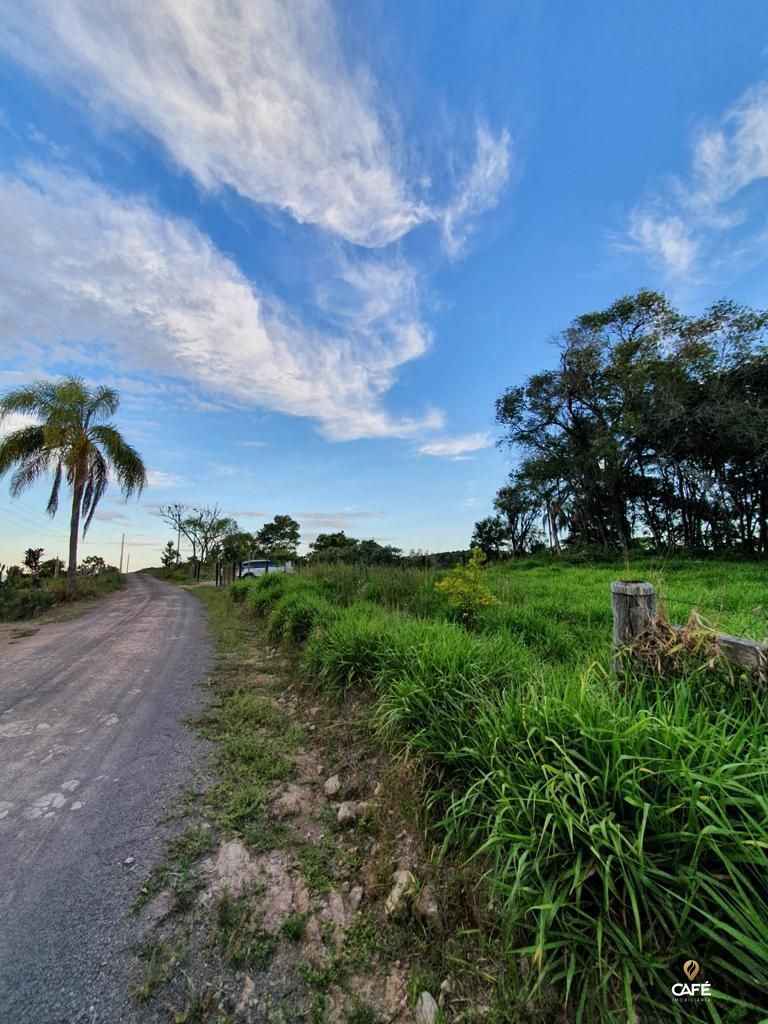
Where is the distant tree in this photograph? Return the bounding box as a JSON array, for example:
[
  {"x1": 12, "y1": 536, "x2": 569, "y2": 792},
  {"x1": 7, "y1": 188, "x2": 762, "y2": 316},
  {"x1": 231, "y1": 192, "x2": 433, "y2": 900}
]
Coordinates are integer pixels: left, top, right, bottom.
[
  {"x1": 256, "y1": 515, "x2": 300, "y2": 558},
  {"x1": 493, "y1": 477, "x2": 540, "y2": 555},
  {"x1": 38, "y1": 557, "x2": 63, "y2": 579},
  {"x1": 158, "y1": 503, "x2": 195, "y2": 563},
  {"x1": 160, "y1": 540, "x2": 179, "y2": 568},
  {"x1": 0, "y1": 377, "x2": 146, "y2": 597},
  {"x1": 182, "y1": 505, "x2": 237, "y2": 563},
  {"x1": 78, "y1": 554, "x2": 106, "y2": 576},
  {"x1": 471, "y1": 516, "x2": 508, "y2": 560},
  {"x1": 23, "y1": 547, "x2": 44, "y2": 583},
  {"x1": 357, "y1": 538, "x2": 402, "y2": 565},
  {"x1": 309, "y1": 531, "x2": 360, "y2": 563},
  {"x1": 221, "y1": 530, "x2": 257, "y2": 563}
]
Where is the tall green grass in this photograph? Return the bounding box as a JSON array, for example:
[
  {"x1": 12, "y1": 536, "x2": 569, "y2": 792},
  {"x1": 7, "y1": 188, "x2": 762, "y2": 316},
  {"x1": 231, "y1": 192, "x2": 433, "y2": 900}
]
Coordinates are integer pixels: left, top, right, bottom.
[{"x1": 233, "y1": 564, "x2": 768, "y2": 1021}]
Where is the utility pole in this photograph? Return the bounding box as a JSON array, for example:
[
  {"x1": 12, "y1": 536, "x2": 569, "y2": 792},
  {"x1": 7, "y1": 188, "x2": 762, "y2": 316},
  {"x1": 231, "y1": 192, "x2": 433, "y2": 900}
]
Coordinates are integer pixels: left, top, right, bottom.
[
  {"x1": 54, "y1": 556, "x2": 60, "y2": 579},
  {"x1": 176, "y1": 521, "x2": 181, "y2": 565},
  {"x1": 126, "y1": 552, "x2": 131, "y2": 574},
  {"x1": 119, "y1": 533, "x2": 125, "y2": 574}
]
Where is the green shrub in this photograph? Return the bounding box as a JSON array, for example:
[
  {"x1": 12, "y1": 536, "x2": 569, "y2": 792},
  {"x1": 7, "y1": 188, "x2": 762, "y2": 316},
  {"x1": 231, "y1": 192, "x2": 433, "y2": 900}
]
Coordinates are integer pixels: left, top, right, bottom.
[
  {"x1": 0, "y1": 585, "x2": 55, "y2": 620},
  {"x1": 266, "y1": 589, "x2": 337, "y2": 643},
  {"x1": 244, "y1": 572, "x2": 290, "y2": 616},
  {"x1": 434, "y1": 548, "x2": 499, "y2": 627},
  {"x1": 230, "y1": 579, "x2": 255, "y2": 603}
]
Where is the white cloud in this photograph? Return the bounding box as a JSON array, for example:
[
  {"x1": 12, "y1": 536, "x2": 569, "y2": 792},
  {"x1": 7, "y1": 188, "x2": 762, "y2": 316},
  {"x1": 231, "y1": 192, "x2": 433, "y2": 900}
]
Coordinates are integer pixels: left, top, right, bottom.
[
  {"x1": 297, "y1": 510, "x2": 382, "y2": 531},
  {"x1": 146, "y1": 469, "x2": 189, "y2": 489},
  {"x1": 93, "y1": 509, "x2": 131, "y2": 524},
  {"x1": 0, "y1": 0, "x2": 427, "y2": 247},
  {"x1": 0, "y1": 412, "x2": 40, "y2": 436},
  {"x1": 0, "y1": 2, "x2": 513, "y2": 256},
  {"x1": 418, "y1": 431, "x2": 493, "y2": 458},
  {"x1": 0, "y1": 168, "x2": 440, "y2": 441},
  {"x1": 626, "y1": 81, "x2": 768, "y2": 276},
  {"x1": 441, "y1": 127, "x2": 512, "y2": 257},
  {"x1": 627, "y1": 213, "x2": 698, "y2": 275},
  {"x1": 206, "y1": 461, "x2": 239, "y2": 477}
]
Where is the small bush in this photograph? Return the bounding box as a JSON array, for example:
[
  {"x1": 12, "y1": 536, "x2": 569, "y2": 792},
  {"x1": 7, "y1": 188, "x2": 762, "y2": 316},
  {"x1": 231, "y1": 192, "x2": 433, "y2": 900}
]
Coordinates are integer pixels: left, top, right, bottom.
[
  {"x1": 0, "y1": 586, "x2": 54, "y2": 620},
  {"x1": 230, "y1": 579, "x2": 255, "y2": 603},
  {"x1": 266, "y1": 589, "x2": 337, "y2": 643},
  {"x1": 435, "y1": 548, "x2": 499, "y2": 627},
  {"x1": 245, "y1": 573, "x2": 289, "y2": 616}
]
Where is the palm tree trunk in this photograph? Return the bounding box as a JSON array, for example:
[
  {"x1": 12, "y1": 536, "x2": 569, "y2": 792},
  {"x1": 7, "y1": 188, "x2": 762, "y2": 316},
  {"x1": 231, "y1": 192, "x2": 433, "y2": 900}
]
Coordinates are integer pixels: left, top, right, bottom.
[{"x1": 67, "y1": 472, "x2": 85, "y2": 599}]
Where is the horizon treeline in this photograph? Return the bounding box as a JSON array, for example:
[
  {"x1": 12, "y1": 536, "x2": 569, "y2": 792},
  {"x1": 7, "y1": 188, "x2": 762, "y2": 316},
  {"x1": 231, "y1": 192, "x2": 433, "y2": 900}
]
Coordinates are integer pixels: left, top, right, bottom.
[{"x1": 481, "y1": 290, "x2": 768, "y2": 557}]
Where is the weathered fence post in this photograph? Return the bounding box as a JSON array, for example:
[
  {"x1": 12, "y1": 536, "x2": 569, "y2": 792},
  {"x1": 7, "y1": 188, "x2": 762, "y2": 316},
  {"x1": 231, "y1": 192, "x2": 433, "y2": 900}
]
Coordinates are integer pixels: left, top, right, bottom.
[{"x1": 611, "y1": 581, "x2": 656, "y2": 672}]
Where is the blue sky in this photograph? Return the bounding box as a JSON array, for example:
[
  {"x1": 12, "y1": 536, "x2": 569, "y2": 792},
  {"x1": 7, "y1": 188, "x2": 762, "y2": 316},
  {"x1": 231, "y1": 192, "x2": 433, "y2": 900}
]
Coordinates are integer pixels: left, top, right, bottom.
[{"x1": 1, "y1": 1, "x2": 768, "y2": 568}]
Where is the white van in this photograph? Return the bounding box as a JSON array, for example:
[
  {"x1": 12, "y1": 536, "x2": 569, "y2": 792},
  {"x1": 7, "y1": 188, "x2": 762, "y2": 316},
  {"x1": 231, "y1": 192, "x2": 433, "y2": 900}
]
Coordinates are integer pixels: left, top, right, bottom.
[{"x1": 238, "y1": 559, "x2": 293, "y2": 578}]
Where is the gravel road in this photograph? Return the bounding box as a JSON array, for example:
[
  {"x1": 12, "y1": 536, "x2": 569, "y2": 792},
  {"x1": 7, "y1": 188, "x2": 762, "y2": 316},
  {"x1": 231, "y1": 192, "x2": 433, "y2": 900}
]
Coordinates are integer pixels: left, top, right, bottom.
[{"x1": 0, "y1": 573, "x2": 211, "y2": 1023}]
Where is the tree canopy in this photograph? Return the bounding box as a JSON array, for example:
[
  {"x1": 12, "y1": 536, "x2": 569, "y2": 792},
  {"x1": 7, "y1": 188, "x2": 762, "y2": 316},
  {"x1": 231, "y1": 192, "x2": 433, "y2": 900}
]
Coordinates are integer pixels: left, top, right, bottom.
[{"x1": 488, "y1": 290, "x2": 768, "y2": 556}]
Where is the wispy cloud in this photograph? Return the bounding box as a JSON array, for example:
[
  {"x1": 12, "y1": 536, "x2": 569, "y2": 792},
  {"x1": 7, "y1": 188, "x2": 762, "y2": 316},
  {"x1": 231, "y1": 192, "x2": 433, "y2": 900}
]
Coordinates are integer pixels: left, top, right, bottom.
[
  {"x1": 206, "y1": 461, "x2": 240, "y2": 477},
  {"x1": 0, "y1": 0, "x2": 428, "y2": 247},
  {"x1": 625, "y1": 80, "x2": 768, "y2": 277},
  {"x1": 0, "y1": 168, "x2": 441, "y2": 441},
  {"x1": 417, "y1": 431, "x2": 493, "y2": 459},
  {"x1": 441, "y1": 127, "x2": 512, "y2": 257},
  {"x1": 0, "y1": 1, "x2": 512, "y2": 257},
  {"x1": 93, "y1": 508, "x2": 132, "y2": 524},
  {"x1": 146, "y1": 469, "x2": 189, "y2": 489},
  {"x1": 298, "y1": 510, "x2": 382, "y2": 530}
]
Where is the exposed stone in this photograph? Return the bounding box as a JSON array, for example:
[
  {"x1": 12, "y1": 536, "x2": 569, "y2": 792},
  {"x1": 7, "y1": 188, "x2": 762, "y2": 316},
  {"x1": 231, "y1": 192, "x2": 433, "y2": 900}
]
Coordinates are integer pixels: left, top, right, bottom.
[
  {"x1": 413, "y1": 885, "x2": 443, "y2": 934},
  {"x1": 323, "y1": 774, "x2": 341, "y2": 797},
  {"x1": 336, "y1": 799, "x2": 371, "y2": 825},
  {"x1": 384, "y1": 965, "x2": 409, "y2": 1018},
  {"x1": 143, "y1": 889, "x2": 173, "y2": 927},
  {"x1": 415, "y1": 991, "x2": 439, "y2": 1024},
  {"x1": 438, "y1": 977, "x2": 454, "y2": 1009},
  {"x1": 200, "y1": 840, "x2": 259, "y2": 902},
  {"x1": 348, "y1": 885, "x2": 363, "y2": 914},
  {"x1": 235, "y1": 974, "x2": 255, "y2": 1016},
  {"x1": 271, "y1": 783, "x2": 312, "y2": 819},
  {"x1": 384, "y1": 869, "x2": 415, "y2": 919},
  {"x1": 256, "y1": 850, "x2": 298, "y2": 934}
]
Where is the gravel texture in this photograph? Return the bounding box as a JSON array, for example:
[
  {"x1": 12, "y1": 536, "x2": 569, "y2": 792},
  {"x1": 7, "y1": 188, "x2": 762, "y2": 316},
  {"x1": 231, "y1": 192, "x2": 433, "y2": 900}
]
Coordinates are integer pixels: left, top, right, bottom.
[{"x1": 0, "y1": 573, "x2": 211, "y2": 1023}]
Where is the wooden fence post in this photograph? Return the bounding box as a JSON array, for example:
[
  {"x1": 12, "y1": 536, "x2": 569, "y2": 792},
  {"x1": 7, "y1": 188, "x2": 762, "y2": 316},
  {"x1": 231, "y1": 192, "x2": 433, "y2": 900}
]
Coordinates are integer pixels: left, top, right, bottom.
[{"x1": 611, "y1": 581, "x2": 656, "y2": 672}]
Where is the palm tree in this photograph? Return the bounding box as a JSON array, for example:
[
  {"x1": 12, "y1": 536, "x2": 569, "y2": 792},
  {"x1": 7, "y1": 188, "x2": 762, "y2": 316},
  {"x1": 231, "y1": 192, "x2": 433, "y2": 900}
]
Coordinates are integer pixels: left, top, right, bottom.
[{"x1": 0, "y1": 377, "x2": 147, "y2": 598}]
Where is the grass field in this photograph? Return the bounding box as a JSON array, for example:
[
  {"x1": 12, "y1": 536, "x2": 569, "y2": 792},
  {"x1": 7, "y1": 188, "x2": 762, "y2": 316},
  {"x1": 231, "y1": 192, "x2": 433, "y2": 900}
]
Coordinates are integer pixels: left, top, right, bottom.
[{"x1": 229, "y1": 556, "x2": 768, "y2": 1023}]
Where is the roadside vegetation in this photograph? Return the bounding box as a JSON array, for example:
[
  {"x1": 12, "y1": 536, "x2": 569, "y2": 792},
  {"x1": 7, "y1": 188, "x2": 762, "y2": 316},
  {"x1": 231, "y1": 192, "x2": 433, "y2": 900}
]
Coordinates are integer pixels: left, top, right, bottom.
[
  {"x1": 226, "y1": 557, "x2": 768, "y2": 1022},
  {"x1": 0, "y1": 550, "x2": 123, "y2": 621},
  {"x1": 131, "y1": 582, "x2": 474, "y2": 1023},
  {"x1": 0, "y1": 376, "x2": 146, "y2": 610}
]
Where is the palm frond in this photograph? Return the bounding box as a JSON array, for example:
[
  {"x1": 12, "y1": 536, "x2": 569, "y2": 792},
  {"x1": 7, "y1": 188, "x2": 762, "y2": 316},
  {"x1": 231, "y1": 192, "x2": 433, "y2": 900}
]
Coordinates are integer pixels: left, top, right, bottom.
[
  {"x1": 0, "y1": 426, "x2": 48, "y2": 480},
  {"x1": 89, "y1": 424, "x2": 147, "y2": 497},
  {"x1": 81, "y1": 449, "x2": 109, "y2": 535},
  {"x1": 47, "y1": 459, "x2": 63, "y2": 516},
  {"x1": 10, "y1": 448, "x2": 54, "y2": 496},
  {"x1": 0, "y1": 382, "x2": 52, "y2": 421},
  {"x1": 85, "y1": 385, "x2": 119, "y2": 426}
]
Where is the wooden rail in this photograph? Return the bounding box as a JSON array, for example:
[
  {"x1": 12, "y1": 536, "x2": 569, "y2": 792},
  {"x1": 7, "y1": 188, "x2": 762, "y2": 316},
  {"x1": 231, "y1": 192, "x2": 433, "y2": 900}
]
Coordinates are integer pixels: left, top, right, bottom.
[{"x1": 611, "y1": 580, "x2": 767, "y2": 680}]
